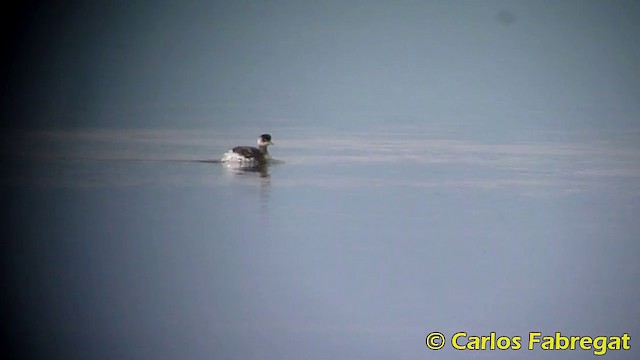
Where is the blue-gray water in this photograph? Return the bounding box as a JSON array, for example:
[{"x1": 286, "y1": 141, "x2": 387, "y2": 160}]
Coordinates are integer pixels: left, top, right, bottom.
[
  {"x1": 3, "y1": 125, "x2": 639, "y2": 359},
  {"x1": 4, "y1": 1, "x2": 640, "y2": 358}
]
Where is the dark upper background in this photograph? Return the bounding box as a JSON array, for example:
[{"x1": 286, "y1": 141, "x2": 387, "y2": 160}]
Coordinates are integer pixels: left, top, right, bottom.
[{"x1": 2, "y1": 0, "x2": 640, "y2": 132}]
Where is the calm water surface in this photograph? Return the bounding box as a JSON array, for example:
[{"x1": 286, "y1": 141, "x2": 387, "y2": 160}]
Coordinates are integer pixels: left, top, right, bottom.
[{"x1": 4, "y1": 125, "x2": 640, "y2": 359}]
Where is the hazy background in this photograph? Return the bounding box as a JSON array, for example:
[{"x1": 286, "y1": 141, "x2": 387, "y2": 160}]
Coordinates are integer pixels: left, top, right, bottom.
[
  {"x1": 3, "y1": 0, "x2": 639, "y2": 131},
  {"x1": 2, "y1": 1, "x2": 640, "y2": 359}
]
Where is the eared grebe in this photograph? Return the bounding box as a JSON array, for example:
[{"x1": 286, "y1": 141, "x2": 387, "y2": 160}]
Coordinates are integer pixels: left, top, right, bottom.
[{"x1": 221, "y1": 134, "x2": 273, "y2": 164}]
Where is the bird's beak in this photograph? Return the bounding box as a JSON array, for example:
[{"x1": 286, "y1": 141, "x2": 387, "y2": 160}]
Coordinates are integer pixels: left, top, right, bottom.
[{"x1": 269, "y1": 141, "x2": 274, "y2": 145}]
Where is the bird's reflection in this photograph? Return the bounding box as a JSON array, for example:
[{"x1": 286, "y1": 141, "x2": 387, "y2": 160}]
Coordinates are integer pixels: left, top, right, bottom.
[
  {"x1": 223, "y1": 162, "x2": 270, "y2": 177},
  {"x1": 222, "y1": 161, "x2": 272, "y2": 221}
]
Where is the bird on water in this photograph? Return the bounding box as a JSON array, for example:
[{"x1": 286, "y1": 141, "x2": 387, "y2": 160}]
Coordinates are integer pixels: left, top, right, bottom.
[{"x1": 221, "y1": 134, "x2": 273, "y2": 164}]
